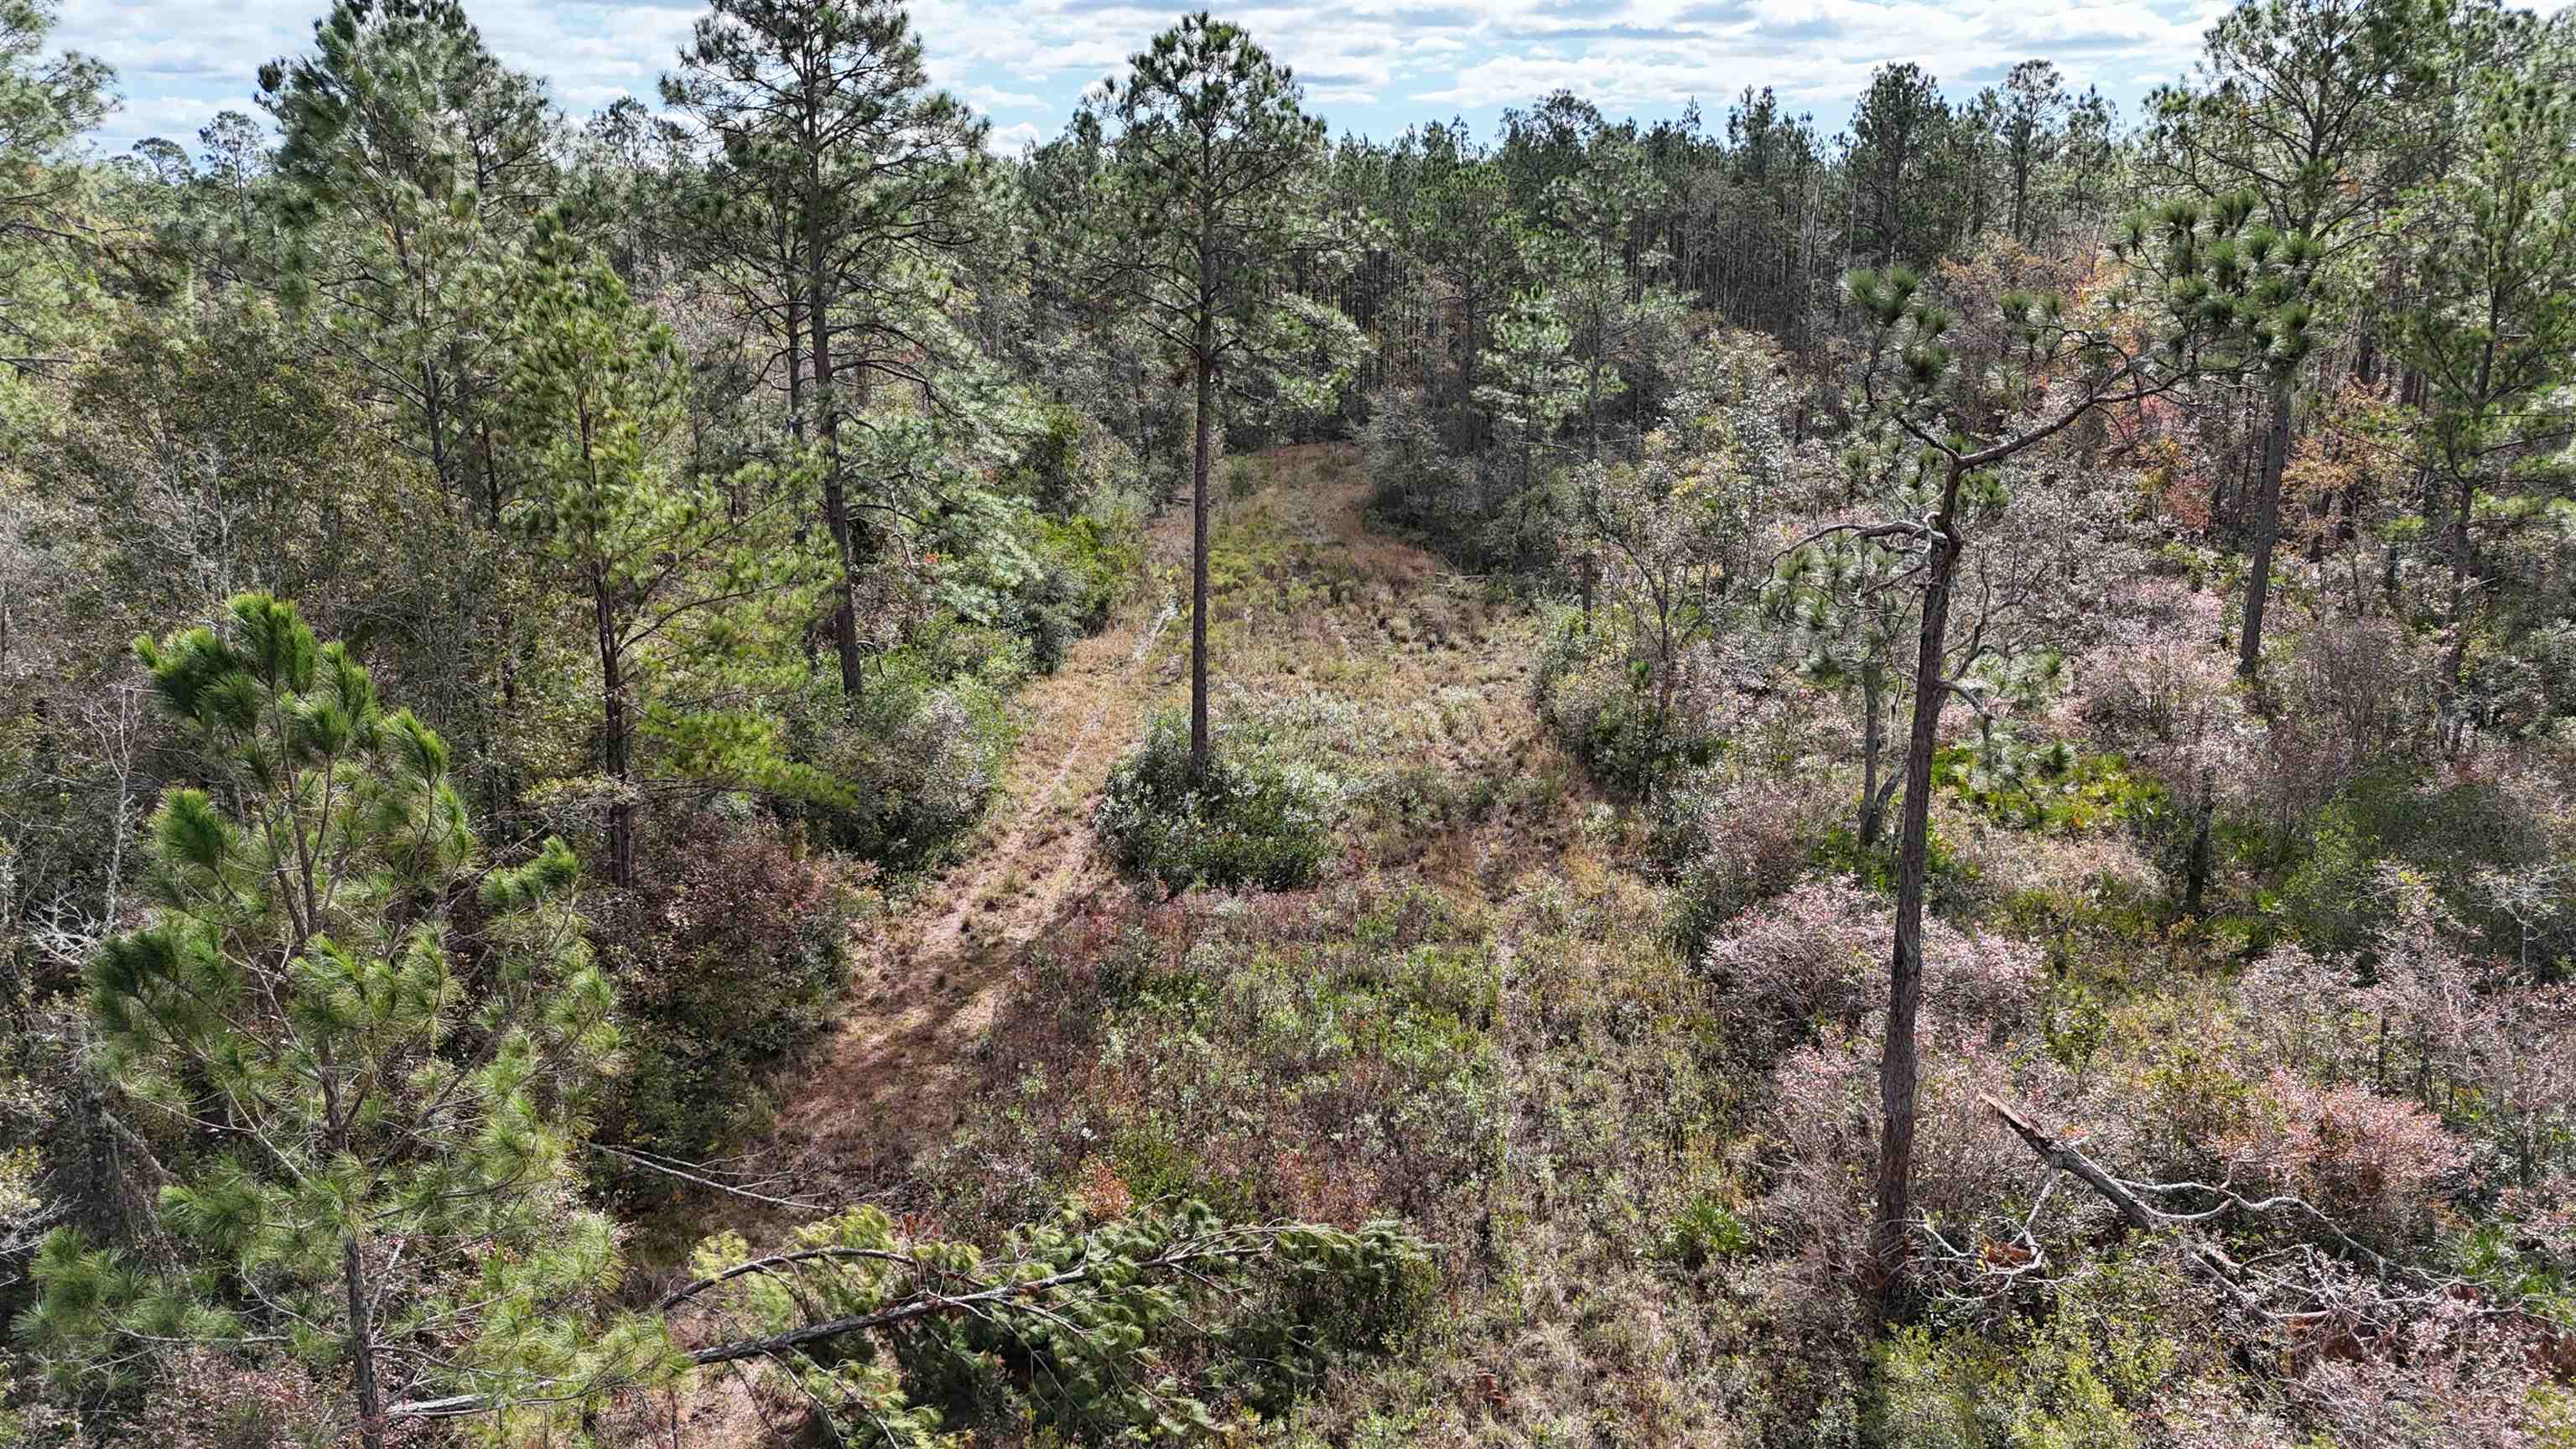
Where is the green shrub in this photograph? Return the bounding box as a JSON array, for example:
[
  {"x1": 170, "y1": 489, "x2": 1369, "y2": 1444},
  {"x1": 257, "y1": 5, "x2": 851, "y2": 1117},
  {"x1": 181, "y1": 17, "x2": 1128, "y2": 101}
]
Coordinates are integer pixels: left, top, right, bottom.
[
  {"x1": 1874, "y1": 1254, "x2": 2199, "y2": 1449},
  {"x1": 797, "y1": 656, "x2": 1011, "y2": 871},
  {"x1": 1533, "y1": 605, "x2": 1722, "y2": 797},
  {"x1": 1222, "y1": 453, "x2": 1266, "y2": 501},
  {"x1": 1005, "y1": 402, "x2": 1140, "y2": 518},
  {"x1": 1933, "y1": 745, "x2": 2168, "y2": 834},
  {"x1": 1016, "y1": 513, "x2": 1140, "y2": 672},
  {"x1": 1662, "y1": 1192, "x2": 1752, "y2": 1269},
  {"x1": 1095, "y1": 711, "x2": 1341, "y2": 895},
  {"x1": 2268, "y1": 766, "x2": 2567, "y2": 962}
]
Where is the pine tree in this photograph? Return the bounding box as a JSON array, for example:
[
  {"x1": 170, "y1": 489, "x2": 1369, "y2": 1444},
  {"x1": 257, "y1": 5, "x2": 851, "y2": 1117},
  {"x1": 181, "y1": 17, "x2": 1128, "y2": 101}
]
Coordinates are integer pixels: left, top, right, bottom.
[
  {"x1": 256, "y1": 0, "x2": 560, "y2": 818},
  {"x1": 1998, "y1": 60, "x2": 2067, "y2": 247},
  {"x1": 0, "y1": 0, "x2": 111, "y2": 409},
  {"x1": 1766, "y1": 437, "x2": 1924, "y2": 851},
  {"x1": 1473, "y1": 286, "x2": 1582, "y2": 567},
  {"x1": 661, "y1": 0, "x2": 987, "y2": 699},
  {"x1": 1849, "y1": 63, "x2": 1952, "y2": 267},
  {"x1": 1530, "y1": 130, "x2": 1683, "y2": 462},
  {"x1": 1074, "y1": 13, "x2": 1334, "y2": 778},
  {"x1": 2144, "y1": 0, "x2": 2444, "y2": 681},
  {"x1": 259, "y1": 0, "x2": 554, "y2": 519},
  {"x1": 17, "y1": 595, "x2": 651, "y2": 1447},
  {"x1": 2384, "y1": 60, "x2": 2576, "y2": 741},
  {"x1": 1416, "y1": 127, "x2": 1524, "y2": 441},
  {"x1": 496, "y1": 216, "x2": 831, "y2": 886},
  {"x1": 1826, "y1": 190, "x2": 2314, "y2": 1292}
]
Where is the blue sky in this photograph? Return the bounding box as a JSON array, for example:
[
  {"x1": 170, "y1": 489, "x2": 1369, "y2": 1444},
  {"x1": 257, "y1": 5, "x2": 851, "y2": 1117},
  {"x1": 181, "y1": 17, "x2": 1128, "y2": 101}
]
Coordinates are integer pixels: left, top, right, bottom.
[{"x1": 46, "y1": 0, "x2": 2462, "y2": 160}]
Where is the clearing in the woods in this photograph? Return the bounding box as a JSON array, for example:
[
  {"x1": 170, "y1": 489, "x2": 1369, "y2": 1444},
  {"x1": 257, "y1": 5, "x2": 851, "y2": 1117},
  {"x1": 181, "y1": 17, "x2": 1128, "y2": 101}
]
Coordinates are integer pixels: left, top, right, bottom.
[
  {"x1": 733, "y1": 442, "x2": 1563, "y2": 1223},
  {"x1": 669, "y1": 441, "x2": 1669, "y2": 1441}
]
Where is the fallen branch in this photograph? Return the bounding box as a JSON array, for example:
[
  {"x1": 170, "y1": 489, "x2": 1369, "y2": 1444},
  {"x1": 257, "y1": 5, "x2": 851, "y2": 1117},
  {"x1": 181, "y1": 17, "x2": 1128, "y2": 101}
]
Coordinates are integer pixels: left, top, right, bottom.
[
  {"x1": 1979, "y1": 1094, "x2": 2258, "y2": 1310},
  {"x1": 589, "y1": 1143, "x2": 831, "y2": 1213},
  {"x1": 1977, "y1": 1094, "x2": 2521, "y2": 1336},
  {"x1": 385, "y1": 1230, "x2": 1296, "y2": 1419}
]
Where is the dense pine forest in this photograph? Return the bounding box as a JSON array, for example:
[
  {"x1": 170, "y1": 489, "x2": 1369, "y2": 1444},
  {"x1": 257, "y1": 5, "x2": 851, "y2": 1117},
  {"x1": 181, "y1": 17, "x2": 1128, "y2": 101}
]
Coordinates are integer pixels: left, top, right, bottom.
[{"x1": 4, "y1": 0, "x2": 2576, "y2": 1441}]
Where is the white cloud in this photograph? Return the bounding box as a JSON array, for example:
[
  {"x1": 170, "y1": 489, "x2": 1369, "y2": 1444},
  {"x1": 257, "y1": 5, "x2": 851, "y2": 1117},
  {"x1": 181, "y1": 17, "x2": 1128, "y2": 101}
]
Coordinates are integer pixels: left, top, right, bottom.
[
  {"x1": 63, "y1": 0, "x2": 2247, "y2": 158},
  {"x1": 956, "y1": 81, "x2": 1044, "y2": 111},
  {"x1": 984, "y1": 119, "x2": 1043, "y2": 153}
]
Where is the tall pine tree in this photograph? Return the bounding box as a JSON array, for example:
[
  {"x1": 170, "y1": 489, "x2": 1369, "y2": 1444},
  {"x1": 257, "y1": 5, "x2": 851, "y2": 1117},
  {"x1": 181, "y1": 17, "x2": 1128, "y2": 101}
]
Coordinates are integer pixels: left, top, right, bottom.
[
  {"x1": 1073, "y1": 13, "x2": 1333, "y2": 777},
  {"x1": 661, "y1": 0, "x2": 986, "y2": 699}
]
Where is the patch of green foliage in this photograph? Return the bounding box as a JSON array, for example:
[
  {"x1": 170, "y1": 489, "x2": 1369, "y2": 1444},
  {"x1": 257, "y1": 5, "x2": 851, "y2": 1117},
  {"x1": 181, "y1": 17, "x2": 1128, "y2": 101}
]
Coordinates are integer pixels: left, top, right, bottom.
[
  {"x1": 1096, "y1": 710, "x2": 1342, "y2": 895},
  {"x1": 1661, "y1": 1193, "x2": 1753, "y2": 1270},
  {"x1": 797, "y1": 652, "x2": 1016, "y2": 873},
  {"x1": 1533, "y1": 607, "x2": 1722, "y2": 797},
  {"x1": 1933, "y1": 745, "x2": 2168, "y2": 834},
  {"x1": 1022, "y1": 513, "x2": 1139, "y2": 672},
  {"x1": 1875, "y1": 1253, "x2": 2199, "y2": 1449}
]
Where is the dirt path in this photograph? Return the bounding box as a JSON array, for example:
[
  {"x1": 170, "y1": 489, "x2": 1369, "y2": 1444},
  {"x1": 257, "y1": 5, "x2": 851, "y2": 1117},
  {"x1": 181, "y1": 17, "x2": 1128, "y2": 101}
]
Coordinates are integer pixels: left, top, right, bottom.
[
  {"x1": 745, "y1": 481, "x2": 1197, "y2": 1213},
  {"x1": 661, "y1": 443, "x2": 1535, "y2": 1444}
]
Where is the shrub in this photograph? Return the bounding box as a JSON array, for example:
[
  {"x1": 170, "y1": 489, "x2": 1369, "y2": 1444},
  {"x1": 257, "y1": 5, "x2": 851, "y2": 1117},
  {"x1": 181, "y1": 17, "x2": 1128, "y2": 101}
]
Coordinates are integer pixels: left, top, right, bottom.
[
  {"x1": 1875, "y1": 1254, "x2": 2208, "y2": 1449},
  {"x1": 1701, "y1": 877, "x2": 2042, "y2": 1069},
  {"x1": 1221, "y1": 452, "x2": 1265, "y2": 502},
  {"x1": 1362, "y1": 386, "x2": 1469, "y2": 535},
  {"x1": 801, "y1": 657, "x2": 1010, "y2": 870},
  {"x1": 2260, "y1": 620, "x2": 2438, "y2": 818},
  {"x1": 594, "y1": 807, "x2": 865, "y2": 1172},
  {"x1": 1657, "y1": 766, "x2": 1845, "y2": 957},
  {"x1": 1020, "y1": 512, "x2": 1140, "y2": 672},
  {"x1": 1662, "y1": 1192, "x2": 1753, "y2": 1269},
  {"x1": 1533, "y1": 605, "x2": 1727, "y2": 796},
  {"x1": 132, "y1": 1350, "x2": 335, "y2": 1449},
  {"x1": 1005, "y1": 402, "x2": 1141, "y2": 518},
  {"x1": 2270, "y1": 768, "x2": 2563, "y2": 961},
  {"x1": 1095, "y1": 711, "x2": 1340, "y2": 895},
  {"x1": 2219, "y1": 1069, "x2": 2467, "y2": 1246}
]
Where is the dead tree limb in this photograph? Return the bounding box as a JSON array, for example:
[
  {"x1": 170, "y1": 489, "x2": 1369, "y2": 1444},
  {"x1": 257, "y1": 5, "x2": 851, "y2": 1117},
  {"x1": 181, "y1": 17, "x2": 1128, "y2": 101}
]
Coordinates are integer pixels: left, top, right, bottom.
[
  {"x1": 1979, "y1": 1093, "x2": 2510, "y2": 1328},
  {"x1": 1981, "y1": 1094, "x2": 2262, "y2": 1309}
]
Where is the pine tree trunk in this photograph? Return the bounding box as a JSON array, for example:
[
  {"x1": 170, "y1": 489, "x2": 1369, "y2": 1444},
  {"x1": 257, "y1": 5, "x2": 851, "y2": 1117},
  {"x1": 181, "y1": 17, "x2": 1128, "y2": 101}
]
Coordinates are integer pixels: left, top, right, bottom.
[
  {"x1": 593, "y1": 564, "x2": 634, "y2": 890},
  {"x1": 2010, "y1": 149, "x2": 2029, "y2": 246},
  {"x1": 2238, "y1": 370, "x2": 2292, "y2": 683},
  {"x1": 332, "y1": 1083, "x2": 383, "y2": 1449},
  {"x1": 785, "y1": 284, "x2": 805, "y2": 446},
  {"x1": 1875, "y1": 459, "x2": 1966, "y2": 1295},
  {"x1": 345, "y1": 1233, "x2": 383, "y2": 1449},
  {"x1": 2439, "y1": 468, "x2": 2475, "y2": 747},
  {"x1": 2440, "y1": 331, "x2": 2502, "y2": 747},
  {"x1": 810, "y1": 250, "x2": 865, "y2": 699},
  {"x1": 1189, "y1": 240, "x2": 1217, "y2": 782}
]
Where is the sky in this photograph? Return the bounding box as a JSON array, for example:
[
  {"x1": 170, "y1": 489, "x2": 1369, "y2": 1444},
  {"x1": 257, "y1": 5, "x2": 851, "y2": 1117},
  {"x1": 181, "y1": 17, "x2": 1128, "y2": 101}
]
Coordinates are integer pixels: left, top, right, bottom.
[{"x1": 48, "y1": 0, "x2": 2331, "y2": 162}]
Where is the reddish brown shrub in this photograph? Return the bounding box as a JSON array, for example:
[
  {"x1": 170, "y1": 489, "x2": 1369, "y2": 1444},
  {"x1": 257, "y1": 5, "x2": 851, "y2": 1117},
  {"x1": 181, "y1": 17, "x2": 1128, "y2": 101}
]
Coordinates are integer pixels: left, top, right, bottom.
[
  {"x1": 594, "y1": 808, "x2": 867, "y2": 1170},
  {"x1": 2220, "y1": 1070, "x2": 2468, "y2": 1245}
]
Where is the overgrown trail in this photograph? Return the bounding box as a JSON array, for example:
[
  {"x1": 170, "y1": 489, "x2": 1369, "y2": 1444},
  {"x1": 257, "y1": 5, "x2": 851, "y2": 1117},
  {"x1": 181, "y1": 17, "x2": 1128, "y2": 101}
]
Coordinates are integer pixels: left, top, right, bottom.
[
  {"x1": 735, "y1": 443, "x2": 1520, "y2": 1225},
  {"x1": 749, "y1": 480, "x2": 1200, "y2": 1212},
  {"x1": 705, "y1": 440, "x2": 1548, "y2": 1221},
  {"x1": 673, "y1": 441, "x2": 1573, "y2": 1444}
]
